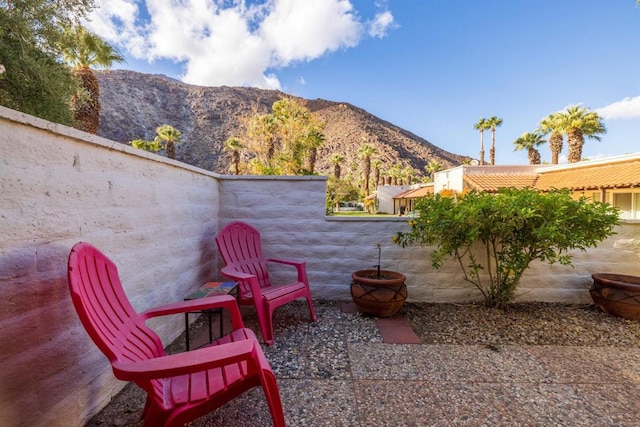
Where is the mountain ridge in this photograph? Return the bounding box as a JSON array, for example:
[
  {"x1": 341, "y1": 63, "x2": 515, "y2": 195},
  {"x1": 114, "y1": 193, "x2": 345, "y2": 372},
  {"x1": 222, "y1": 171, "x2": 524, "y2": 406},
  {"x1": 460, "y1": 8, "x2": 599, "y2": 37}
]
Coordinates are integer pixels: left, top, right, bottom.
[{"x1": 96, "y1": 69, "x2": 469, "y2": 178}]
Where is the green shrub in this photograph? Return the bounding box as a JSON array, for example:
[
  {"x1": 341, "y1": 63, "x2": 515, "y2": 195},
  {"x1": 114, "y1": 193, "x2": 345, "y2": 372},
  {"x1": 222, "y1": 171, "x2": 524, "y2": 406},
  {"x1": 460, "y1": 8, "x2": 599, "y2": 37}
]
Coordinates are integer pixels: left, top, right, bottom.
[{"x1": 394, "y1": 188, "x2": 619, "y2": 308}]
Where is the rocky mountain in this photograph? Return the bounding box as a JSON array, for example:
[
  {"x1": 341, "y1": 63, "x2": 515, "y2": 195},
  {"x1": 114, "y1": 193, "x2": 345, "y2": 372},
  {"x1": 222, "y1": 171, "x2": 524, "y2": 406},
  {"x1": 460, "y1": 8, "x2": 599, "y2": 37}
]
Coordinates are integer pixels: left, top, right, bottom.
[{"x1": 96, "y1": 70, "x2": 468, "y2": 178}]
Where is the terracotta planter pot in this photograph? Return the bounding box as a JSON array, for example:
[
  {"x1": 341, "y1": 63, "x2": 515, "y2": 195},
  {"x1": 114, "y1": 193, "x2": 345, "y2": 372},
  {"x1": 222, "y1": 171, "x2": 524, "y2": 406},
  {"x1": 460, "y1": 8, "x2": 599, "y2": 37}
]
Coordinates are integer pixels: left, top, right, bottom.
[
  {"x1": 350, "y1": 269, "x2": 407, "y2": 317},
  {"x1": 590, "y1": 273, "x2": 640, "y2": 321}
]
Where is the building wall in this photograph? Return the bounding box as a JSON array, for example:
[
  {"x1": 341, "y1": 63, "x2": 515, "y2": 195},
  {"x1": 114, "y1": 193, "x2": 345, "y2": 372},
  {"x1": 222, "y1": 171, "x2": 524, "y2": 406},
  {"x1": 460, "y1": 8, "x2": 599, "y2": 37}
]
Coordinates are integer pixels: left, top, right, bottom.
[
  {"x1": 0, "y1": 107, "x2": 220, "y2": 426},
  {"x1": 375, "y1": 185, "x2": 412, "y2": 214},
  {"x1": 1, "y1": 106, "x2": 639, "y2": 426}
]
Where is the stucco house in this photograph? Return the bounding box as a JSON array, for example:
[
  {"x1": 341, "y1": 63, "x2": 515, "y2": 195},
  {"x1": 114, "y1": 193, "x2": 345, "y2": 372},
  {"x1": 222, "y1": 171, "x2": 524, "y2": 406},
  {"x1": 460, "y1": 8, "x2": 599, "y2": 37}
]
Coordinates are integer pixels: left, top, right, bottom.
[{"x1": 433, "y1": 153, "x2": 640, "y2": 220}]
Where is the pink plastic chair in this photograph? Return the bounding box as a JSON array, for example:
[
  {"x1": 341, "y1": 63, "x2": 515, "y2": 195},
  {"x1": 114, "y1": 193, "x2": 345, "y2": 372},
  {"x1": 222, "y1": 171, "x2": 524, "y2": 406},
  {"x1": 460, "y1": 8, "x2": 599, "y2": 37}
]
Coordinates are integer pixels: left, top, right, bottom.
[
  {"x1": 215, "y1": 222, "x2": 317, "y2": 345},
  {"x1": 67, "y1": 242, "x2": 285, "y2": 427}
]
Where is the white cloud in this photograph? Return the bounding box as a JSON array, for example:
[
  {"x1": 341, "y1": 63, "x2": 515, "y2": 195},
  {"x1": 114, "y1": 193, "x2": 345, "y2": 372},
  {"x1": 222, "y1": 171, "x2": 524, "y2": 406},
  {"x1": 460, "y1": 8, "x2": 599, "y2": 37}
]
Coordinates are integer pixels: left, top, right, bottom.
[
  {"x1": 85, "y1": 0, "x2": 149, "y2": 58},
  {"x1": 261, "y1": 0, "x2": 362, "y2": 65},
  {"x1": 86, "y1": 0, "x2": 389, "y2": 89},
  {"x1": 596, "y1": 96, "x2": 640, "y2": 120},
  {"x1": 368, "y1": 11, "x2": 395, "y2": 38}
]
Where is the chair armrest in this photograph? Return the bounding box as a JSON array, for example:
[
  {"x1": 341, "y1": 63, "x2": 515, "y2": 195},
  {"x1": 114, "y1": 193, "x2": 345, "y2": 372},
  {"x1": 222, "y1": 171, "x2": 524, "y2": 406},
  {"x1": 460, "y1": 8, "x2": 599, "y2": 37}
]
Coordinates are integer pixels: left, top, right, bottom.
[
  {"x1": 266, "y1": 258, "x2": 309, "y2": 284},
  {"x1": 220, "y1": 267, "x2": 254, "y2": 281},
  {"x1": 220, "y1": 266, "x2": 263, "y2": 299},
  {"x1": 112, "y1": 338, "x2": 258, "y2": 381},
  {"x1": 140, "y1": 295, "x2": 244, "y2": 330}
]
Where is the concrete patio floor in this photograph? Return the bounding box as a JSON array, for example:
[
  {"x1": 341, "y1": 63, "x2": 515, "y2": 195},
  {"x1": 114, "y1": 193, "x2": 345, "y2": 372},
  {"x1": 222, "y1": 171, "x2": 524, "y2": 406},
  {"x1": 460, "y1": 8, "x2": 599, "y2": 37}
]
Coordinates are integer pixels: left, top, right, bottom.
[{"x1": 86, "y1": 300, "x2": 640, "y2": 426}]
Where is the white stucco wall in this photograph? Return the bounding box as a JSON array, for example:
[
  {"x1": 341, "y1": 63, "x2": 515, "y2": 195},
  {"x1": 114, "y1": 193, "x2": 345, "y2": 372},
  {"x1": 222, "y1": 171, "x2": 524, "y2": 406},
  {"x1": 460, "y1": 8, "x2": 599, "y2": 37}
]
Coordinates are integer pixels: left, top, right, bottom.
[
  {"x1": 375, "y1": 185, "x2": 412, "y2": 214},
  {"x1": 0, "y1": 107, "x2": 220, "y2": 426},
  {"x1": 1, "y1": 106, "x2": 639, "y2": 426}
]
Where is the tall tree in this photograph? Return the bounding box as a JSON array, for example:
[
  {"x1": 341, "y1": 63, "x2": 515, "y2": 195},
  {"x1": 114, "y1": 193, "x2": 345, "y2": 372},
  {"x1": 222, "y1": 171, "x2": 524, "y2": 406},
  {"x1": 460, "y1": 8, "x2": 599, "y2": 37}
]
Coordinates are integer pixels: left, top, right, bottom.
[
  {"x1": 330, "y1": 154, "x2": 345, "y2": 179},
  {"x1": 473, "y1": 118, "x2": 489, "y2": 165},
  {"x1": 425, "y1": 159, "x2": 443, "y2": 180},
  {"x1": 155, "y1": 124, "x2": 181, "y2": 160},
  {"x1": 59, "y1": 25, "x2": 124, "y2": 133},
  {"x1": 513, "y1": 131, "x2": 546, "y2": 165},
  {"x1": 305, "y1": 126, "x2": 325, "y2": 174},
  {"x1": 130, "y1": 124, "x2": 182, "y2": 159},
  {"x1": 245, "y1": 112, "x2": 277, "y2": 172},
  {"x1": 557, "y1": 105, "x2": 606, "y2": 163},
  {"x1": 0, "y1": 0, "x2": 96, "y2": 124},
  {"x1": 538, "y1": 112, "x2": 565, "y2": 164},
  {"x1": 358, "y1": 143, "x2": 378, "y2": 196},
  {"x1": 223, "y1": 137, "x2": 244, "y2": 175},
  {"x1": 372, "y1": 159, "x2": 383, "y2": 187},
  {"x1": 243, "y1": 97, "x2": 325, "y2": 175},
  {"x1": 402, "y1": 166, "x2": 415, "y2": 185},
  {"x1": 486, "y1": 116, "x2": 503, "y2": 165}
]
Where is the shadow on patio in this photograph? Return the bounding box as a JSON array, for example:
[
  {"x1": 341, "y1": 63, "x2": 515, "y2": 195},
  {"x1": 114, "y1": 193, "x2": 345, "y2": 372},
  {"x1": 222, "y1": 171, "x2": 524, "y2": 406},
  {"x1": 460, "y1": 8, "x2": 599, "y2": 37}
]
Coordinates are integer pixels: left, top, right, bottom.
[{"x1": 84, "y1": 300, "x2": 640, "y2": 426}]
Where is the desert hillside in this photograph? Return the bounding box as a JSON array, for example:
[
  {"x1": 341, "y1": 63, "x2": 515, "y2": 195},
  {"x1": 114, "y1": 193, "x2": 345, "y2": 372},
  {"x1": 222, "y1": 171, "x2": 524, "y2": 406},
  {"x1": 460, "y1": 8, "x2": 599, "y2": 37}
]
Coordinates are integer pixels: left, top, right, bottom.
[{"x1": 97, "y1": 69, "x2": 468, "y2": 178}]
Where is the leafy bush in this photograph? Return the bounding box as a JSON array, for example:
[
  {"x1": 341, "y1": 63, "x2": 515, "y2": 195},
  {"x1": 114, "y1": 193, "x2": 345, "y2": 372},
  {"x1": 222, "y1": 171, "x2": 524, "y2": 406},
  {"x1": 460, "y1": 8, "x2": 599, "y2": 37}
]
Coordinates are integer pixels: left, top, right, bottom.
[{"x1": 394, "y1": 188, "x2": 619, "y2": 308}]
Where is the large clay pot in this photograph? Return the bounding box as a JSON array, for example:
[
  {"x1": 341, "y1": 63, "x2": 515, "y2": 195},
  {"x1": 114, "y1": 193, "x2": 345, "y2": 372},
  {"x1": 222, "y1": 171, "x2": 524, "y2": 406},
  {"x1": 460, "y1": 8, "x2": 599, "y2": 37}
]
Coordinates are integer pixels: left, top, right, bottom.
[
  {"x1": 350, "y1": 269, "x2": 407, "y2": 317},
  {"x1": 590, "y1": 273, "x2": 640, "y2": 321}
]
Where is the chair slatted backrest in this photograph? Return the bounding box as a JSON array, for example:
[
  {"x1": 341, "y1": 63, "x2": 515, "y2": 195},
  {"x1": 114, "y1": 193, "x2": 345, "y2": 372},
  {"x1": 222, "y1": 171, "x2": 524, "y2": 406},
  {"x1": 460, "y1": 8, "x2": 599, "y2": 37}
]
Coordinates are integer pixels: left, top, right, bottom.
[
  {"x1": 68, "y1": 242, "x2": 164, "y2": 396},
  {"x1": 216, "y1": 222, "x2": 271, "y2": 294}
]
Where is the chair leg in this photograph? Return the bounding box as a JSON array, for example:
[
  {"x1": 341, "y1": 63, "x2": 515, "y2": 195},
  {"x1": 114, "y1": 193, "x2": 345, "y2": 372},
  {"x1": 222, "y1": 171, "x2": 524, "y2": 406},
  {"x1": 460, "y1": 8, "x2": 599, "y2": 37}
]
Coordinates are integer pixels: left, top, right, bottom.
[
  {"x1": 262, "y1": 307, "x2": 275, "y2": 346},
  {"x1": 260, "y1": 370, "x2": 286, "y2": 427},
  {"x1": 255, "y1": 299, "x2": 275, "y2": 345},
  {"x1": 141, "y1": 405, "x2": 170, "y2": 427},
  {"x1": 306, "y1": 295, "x2": 317, "y2": 322}
]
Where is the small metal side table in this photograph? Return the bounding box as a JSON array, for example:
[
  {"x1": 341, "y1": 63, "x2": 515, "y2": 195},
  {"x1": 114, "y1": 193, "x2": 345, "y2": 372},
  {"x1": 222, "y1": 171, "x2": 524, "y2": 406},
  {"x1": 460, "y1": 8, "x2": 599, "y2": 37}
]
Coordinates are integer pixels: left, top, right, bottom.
[{"x1": 183, "y1": 281, "x2": 238, "y2": 351}]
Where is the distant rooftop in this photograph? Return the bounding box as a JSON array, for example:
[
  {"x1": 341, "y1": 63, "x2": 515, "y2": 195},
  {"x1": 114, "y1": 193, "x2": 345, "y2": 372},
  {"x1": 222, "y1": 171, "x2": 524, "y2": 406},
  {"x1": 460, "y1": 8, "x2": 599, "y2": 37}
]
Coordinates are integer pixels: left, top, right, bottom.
[{"x1": 454, "y1": 153, "x2": 640, "y2": 193}]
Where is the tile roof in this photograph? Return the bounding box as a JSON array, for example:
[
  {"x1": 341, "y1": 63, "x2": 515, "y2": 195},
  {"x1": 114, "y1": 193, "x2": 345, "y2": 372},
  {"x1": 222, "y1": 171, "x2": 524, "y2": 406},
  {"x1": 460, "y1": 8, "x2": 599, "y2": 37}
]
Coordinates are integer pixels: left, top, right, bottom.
[
  {"x1": 535, "y1": 159, "x2": 640, "y2": 191},
  {"x1": 393, "y1": 186, "x2": 434, "y2": 199},
  {"x1": 463, "y1": 174, "x2": 539, "y2": 192}
]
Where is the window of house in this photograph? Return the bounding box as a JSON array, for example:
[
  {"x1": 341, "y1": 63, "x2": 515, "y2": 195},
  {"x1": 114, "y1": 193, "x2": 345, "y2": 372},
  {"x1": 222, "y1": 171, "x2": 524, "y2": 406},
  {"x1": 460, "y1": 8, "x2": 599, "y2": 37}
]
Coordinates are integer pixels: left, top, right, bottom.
[{"x1": 606, "y1": 189, "x2": 640, "y2": 220}]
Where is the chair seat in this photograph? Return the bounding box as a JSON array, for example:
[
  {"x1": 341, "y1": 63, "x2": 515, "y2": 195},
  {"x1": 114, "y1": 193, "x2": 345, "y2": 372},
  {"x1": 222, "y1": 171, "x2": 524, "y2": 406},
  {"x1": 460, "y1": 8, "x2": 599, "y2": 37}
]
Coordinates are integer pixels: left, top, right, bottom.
[
  {"x1": 240, "y1": 282, "x2": 307, "y2": 303},
  {"x1": 168, "y1": 329, "x2": 257, "y2": 406}
]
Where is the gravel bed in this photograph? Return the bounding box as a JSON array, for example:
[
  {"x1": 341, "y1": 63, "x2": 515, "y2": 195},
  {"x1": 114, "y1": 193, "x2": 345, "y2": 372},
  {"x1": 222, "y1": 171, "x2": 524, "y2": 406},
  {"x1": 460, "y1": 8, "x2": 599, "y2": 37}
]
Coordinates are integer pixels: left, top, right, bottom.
[
  {"x1": 405, "y1": 302, "x2": 640, "y2": 347},
  {"x1": 84, "y1": 300, "x2": 640, "y2": 426}
]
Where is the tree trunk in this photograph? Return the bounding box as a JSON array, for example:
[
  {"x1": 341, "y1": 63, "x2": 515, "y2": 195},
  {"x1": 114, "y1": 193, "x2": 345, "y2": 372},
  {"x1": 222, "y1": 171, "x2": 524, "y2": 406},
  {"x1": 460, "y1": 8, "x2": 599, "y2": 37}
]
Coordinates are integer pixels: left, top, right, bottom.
[
  {"x1": 567, "y1": 128, "x2": 584, "y2": 163},
  {"x1": 528, "y1": 148, "x2": 541, "y2": 165},
  {"x1": 72, "y1": 67, "x2": 100, "y2": 134},
  {"x1": 490, "y1": 130, "x2": 496, "y2": 165},
  {"x1": 232, "y1": 151, "x2": 240, "y2": 174},
  {"x1": 549, "y1": 132, "x2": 563, "y2": 164},
  {"x1": 166, "y1": 141, "x2": 176, "y2": 159},
  {"x1": 308, "y1": 148, "x2": 317, "y2": 174}
]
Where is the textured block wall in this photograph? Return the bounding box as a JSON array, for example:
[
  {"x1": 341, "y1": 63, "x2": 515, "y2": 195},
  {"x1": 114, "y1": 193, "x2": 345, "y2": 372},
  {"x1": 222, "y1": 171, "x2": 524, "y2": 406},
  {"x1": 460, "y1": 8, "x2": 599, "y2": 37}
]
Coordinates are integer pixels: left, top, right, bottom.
[
  {"x1": 0, "y1": 107, "x2": 220, "y2": 426},
  {"x1": 218, "y1": 178, "x2": 640, "y2": 304}
]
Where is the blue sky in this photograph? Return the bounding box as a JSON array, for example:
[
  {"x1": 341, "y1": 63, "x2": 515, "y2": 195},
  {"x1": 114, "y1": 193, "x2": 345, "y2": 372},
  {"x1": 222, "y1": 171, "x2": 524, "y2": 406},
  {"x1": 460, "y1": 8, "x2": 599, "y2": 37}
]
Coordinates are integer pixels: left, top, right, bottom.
[{"x1": 87, "y1": 0, "x2": 640, "y2": 165}]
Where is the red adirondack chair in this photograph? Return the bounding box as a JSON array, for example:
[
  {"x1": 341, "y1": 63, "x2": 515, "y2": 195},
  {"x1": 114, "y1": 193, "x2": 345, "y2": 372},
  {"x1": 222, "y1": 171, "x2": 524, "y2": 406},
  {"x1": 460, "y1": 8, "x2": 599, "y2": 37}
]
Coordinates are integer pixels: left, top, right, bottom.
[
  {"x1": 67, "y1": 242, "x2": 285, "y2": 427},
  {"x1": 215, "y1": 221, "x2": 317, "y2": 345}
]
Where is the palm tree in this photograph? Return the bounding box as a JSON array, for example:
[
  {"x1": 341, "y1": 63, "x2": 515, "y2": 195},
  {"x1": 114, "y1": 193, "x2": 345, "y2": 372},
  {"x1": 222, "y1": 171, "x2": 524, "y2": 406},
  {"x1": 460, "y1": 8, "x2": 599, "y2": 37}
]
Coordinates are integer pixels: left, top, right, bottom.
[
  {"x1": 538, "y1": 112, "x2": 565, "y2": 164},
  {"x1": 358, "y1": 143, "x2": 378, "y2": 195},
  {"x1": 387, "y1": 164, "x2": 402, "y2": 185},
  {"x1": 556, "y1": 105, "x2": 607, "y2": 163},
  {"x1": 513, "y1": 131, "x2": 546, "y2": 165},
  {"x1": 223, "y1": 137, "x2": 244, "y2": 175},
  {"x1": 155, "y1": 125, "x2": 182, "y2": 160},
  {"x1": 486, "y1": 116, "x2": 503, "y2": 165},
  {"x1": 305, "y1": 126, "x2": 325, "y2": 174},
  {"x1": 330, "y1": 154, "x2": 345, "y2": 179},
  {"x1": 425, "y1": 159, "x2": 443, "y2": 180},
  {"x1": 402, "y1": 166, "x2": 415, "y2": 185},
  {"x1": 372, "y1": 159, "x2": 383, "y2": 187},
  {"x1": 473, "y1": 118, "x2": 490, "y2": 165},
  {"x1": 59, "y1": 25, "x2": 125, "y2": 134}
]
